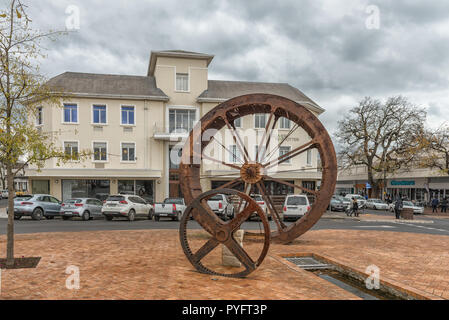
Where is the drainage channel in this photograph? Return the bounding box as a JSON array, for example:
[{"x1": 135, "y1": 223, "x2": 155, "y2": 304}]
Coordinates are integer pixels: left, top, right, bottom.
[{"x1": 285, "y1": 256, "x2": 404, "y2": 300}]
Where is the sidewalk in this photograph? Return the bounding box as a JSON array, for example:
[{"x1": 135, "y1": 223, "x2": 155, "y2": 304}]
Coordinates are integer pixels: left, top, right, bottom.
[
  {"x1": 323, "y1": 211, "x2": 433, "y2": 224},
  {"x1": 0, "y1": 229, "x2": 447, "y2": 300}
]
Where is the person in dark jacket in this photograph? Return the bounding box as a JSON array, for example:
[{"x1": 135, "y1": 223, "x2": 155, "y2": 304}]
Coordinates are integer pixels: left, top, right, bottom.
[
  {"x1": 394, "y1": 197, "x2": 403, "y2": 219},
  {"x1": 441, "y1": 198, "x2": 448, "y2": 213},
  {"x1": 431, "y1": 197, "x2": 439, "y2": 213}
]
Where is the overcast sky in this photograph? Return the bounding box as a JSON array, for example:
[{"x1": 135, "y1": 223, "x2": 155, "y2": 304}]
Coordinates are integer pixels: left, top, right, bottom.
[{"x1": 17, "y1": 0, "x2": 449, "y2": 135}]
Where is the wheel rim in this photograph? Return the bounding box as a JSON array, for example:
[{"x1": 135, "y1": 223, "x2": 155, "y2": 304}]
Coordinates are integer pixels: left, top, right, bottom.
[{"x1": 180, "y1": 94, "x2": 337, "y2": 243}]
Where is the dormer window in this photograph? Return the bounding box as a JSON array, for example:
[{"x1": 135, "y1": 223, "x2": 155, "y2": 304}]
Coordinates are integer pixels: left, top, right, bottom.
[{"x1": 176, "y1": 73, "x2": 189, "y2": 92}]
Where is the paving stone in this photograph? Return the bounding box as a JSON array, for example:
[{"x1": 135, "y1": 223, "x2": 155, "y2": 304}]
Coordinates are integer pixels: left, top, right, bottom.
[{"x1": 0, "y1": 229, "x2": 447, "y2": 300}]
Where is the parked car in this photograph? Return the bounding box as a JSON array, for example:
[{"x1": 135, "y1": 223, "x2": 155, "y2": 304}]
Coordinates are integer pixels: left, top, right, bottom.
[
  {"x1": 8, "y1": 194, "x2": 62, "y2": 220},
  {"x1": 366, "y1": 199, "x2": 389, "y2": 210},
  {"x1": 344, "y1": 194, "x2": 367, "y2": 208},
  {"x1": 206, "y1": 194, "x2": 235, "y2": 220},
  {"x1": 60, "y1": 198, "x2": 104, "y2": 221},
  {"x1": 282, "y1": 195, "x2": 311, "y2": 221},
  {"x1": 154, "y1": 198, "x2": 186, "y2": 221},
  {"x1": 1, "y1": 189, "x2": 8, "y2": 199},
  {"x1": 328, "y1": 196, "x2": 346, "y2": 212},
  {"x1": 249, "y1": 194, "x2": 269, "y2": 220},
  {"x1": 102, "y1": 194, "x2": 154, "y2": 221},
  {"x1": 388, "y1": 201, "x2": 424, "y2": 214}
]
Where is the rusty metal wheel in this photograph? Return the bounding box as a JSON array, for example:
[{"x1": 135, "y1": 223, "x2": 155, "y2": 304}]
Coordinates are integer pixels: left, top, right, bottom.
[
  {"x1": 180, "y1": 93, "x2": 337, "y2": 244},
  {"x1": 179, "y1": 188, "x2": 270, "y2": 278}
]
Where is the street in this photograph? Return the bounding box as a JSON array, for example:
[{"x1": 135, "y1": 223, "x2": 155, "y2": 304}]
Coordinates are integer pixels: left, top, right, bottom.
[{"x1": 1, "y1": 208, "x2": 449, "y2": 236}]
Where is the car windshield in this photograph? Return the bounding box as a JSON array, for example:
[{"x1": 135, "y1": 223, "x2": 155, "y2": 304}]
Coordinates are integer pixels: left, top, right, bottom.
[
  {"x1": 164, "y1": 198, "x2": 183, "y2": 204},
  {"x1": 287, "y1": 196, "x2": 308, "y2": 205},
  {"x1": 209, "y1": 195, "x2": 224, "y2": 201},
  {"x1": 107, "y1": 196, "x2": 125, "y2": 202},
  {"x1": 404, "y1": 201, "x2": 414, "y2": 206},
  {"x1": 66, "y1": 199, "x2": 82, "y2": 204},
  {"x1": 251, "y1": 195, "x2": 263, "y2": 202}
]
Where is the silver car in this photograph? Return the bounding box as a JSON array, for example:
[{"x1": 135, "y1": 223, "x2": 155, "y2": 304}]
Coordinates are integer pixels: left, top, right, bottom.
[
  {"x1": 8, "y1": 194, "x2": 62, "y2": 220},
  {"x1": 60, "y1": 198, "x2": 104, "y2": 221}
]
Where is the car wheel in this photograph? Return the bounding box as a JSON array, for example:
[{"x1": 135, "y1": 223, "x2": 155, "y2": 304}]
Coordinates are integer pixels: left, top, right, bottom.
[
  {"x1": 128, "y1": 209, "x2": 136, "y2": 221},
  {"x1": 148, "y1": 210, "x2": 153, "y2": 220},
  {"x1": 105, "y1": 215, "x2": 113, "y2": 221},
  {"x1": 82, "y1": 211, "x2": 90, "y2": 221},
  {"x1": 31, "y1": 208, "x2": 43, "y2": 221},
  {"x1": 176, "y1": 211, "x2": 182, "y2": 221},
  {"x1": 155, "y1": 215, "x2": 160, "y2": 221},
  {"x1": 14, "y1": 215, "x2": 22, "y2": 220}
]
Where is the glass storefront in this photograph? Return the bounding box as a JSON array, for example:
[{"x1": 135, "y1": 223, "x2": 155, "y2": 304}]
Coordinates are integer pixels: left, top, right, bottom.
[
  {"x1": 62, "y1": 180, "x2": 110, "y2": 201},
  {"x1": 118, "y1": 180, "x2": 154, "y2": 203}
]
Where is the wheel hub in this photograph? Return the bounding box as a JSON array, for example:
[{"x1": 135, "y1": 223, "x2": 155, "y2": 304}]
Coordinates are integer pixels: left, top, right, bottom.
[{"x1": 240, "y1": 162, "x2": 263, "y2": 184}]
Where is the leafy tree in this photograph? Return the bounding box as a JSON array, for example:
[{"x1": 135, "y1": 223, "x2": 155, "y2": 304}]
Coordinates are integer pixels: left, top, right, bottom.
[
  {"x1": 415, "y1": 125, "x2": 449, "y2": 174},
  {"x1": 0, "y1": 0, "x2": 87, "y2": 267},
  {"x1": 336, "y1": 96, "x2": 426, "y2": 198}
]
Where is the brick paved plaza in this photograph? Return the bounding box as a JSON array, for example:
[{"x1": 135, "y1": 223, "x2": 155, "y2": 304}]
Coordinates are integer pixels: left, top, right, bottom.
[{"x1": 0, "y1": 229, "x2": 448, "y2": 300}]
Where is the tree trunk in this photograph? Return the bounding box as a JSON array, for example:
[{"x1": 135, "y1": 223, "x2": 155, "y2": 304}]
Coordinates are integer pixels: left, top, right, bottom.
[{"x1": 6, "y1": 163, "x2": 15, "y2": 267}]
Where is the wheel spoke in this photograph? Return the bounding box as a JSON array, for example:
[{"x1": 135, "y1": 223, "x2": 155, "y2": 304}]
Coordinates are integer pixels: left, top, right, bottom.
[
  {"x1": 198, "y1": 153, "x2": 242, "y2": 171},
  {"x1": 227, "y1": 201, "x2": 258, "y2": 232},
  {"x1": 190, "y1": 199, "x2": 225, "y2": 235},
  {"x1": 211, "y1": 136, "x2": 245, "y2": 164},
  {"x1": 256, "y1": 181, "x2": 286, "y2": 231},
  {"x1": 263, "y1": 175, "x2": 318, "y2": 196},
  {"x1": 264, "y1": 123, "x2": 299, "y2": 162},
  {"x1": 256, "y1": 110, "x2": 276, "y2": 162},
  {"x1": 223, "y1": 116, "x2": 251, "y2": 162},
  {"x1": 260, "y1": 115, "x2": 280, "y2": 162},
  {"x1": 192, "y1": 238, "x2": 220, "y2": 263},
  {"x1": 224, "y1": 238, "x2": 256, "y2": 271},
  {"x1": 215, "y1": 178, "x2": 243, "y2": 190},
  {"x1": 264, "y1": 140, "x2": 316, "y2": 169}
]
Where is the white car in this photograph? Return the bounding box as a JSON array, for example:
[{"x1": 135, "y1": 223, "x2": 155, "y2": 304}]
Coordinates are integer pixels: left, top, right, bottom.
[
  {"x1": 365, "y1": 199, "x2": 389, "y2": 210},
  {"x1": 388, "y1": 201, "x2": 424, "y2": 214},
  {"x1": 102, "y1": 194, "x2": 154, "y2": 221},
  {"x1": 283, "y1": 194, "x2": 311, "y2": 221},
  {"x1": 1, "y1": 189, "x2": 8, "y2": 199},
  {"x1": 344, "y1": 194, "x2": 367, "y2": 208}
]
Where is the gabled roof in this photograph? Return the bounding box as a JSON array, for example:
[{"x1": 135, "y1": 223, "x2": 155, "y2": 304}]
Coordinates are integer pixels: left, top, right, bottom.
[
  {"x1": 198, "y1": 80, "x2": 324, "y2": 114},
  {"x1": 46, "y1": 72, "x2": 168, "y2": 101},
  {"x1": 147, "y1": 50, "x2": 214, "y2": 76}
]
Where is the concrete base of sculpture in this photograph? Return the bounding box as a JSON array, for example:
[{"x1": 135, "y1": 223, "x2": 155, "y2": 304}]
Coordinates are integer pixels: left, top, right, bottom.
[{"x1": 222, "y1": 229, "x2": 244, "y2": 267}]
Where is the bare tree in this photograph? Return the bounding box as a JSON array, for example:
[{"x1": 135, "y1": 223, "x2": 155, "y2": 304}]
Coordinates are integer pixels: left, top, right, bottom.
[
  {"x1": 0, "y1": 0, "x2": 87, "y2": 267},
  {"x1": 336, "y1": 96, "x2": 426, "y2": 198}
]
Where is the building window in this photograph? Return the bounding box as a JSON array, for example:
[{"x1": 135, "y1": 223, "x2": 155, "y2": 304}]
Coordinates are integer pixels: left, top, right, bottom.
[
  {"x1": 63, "y1": 104, "x2": 78, "y2": 123},
  {"x1": 176, "y1": 73, "x2": 189, "y2": 91},
  {"x1": 64, "y1": 141, "x2": 79, "y2": 160},
  {"x1": 93, "y1": 105, "x2": 107, "y2": 124},
  {"x1": 254, "y1": 145, "x2": 266, "y2": 162},
  {"x1": 121, "y1": 106, "x2": 135, "y2": 125},
  {"x1": 254, "y1": 114, "x2": 267, "y2": 129},
  {"x1": 229, "y1": 145, "x2": 241, "y2": 163},
  {"x1": 169, "y1": 109, "x2": 196, "y2": 133},
  {"x1": 307, "y1": 149, "x2": 312, "y2": 166},
  {"x1": 36, "y1": 107, "x2": 43, "y2": 126},
  {"x1": 280, "y1": 117, "x2": 291, "y2": 129},
  {"x1": 279, "y1": 146, "x2": 292, "y2": 164},
  {"x1": 234, "y1": 117, "x2": 242, "y2": 128},
  {"x1": 32, "y1": 180, "x2": 50, "y2": 194},
  {"x1": 93, "y1": 142, "x2": 107, "y2": 161},
  {"x1": 122, "y1": 143, "x2": 136, "y2": 162}
]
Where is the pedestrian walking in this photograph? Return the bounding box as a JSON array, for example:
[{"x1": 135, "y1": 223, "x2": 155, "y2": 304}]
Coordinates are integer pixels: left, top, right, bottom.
[
  {"x1": 394, "y1": 197, "x2": 403, "y2": 219},
  {"x1": 352, "y1": 197, "x2": 359, "y2": 217},
  {"x1": 431, "y1": 197, "x2": 439, "y2": 213},
  {"x1": 441, "y1": 197, "x2": 448, "y2": 213}
]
